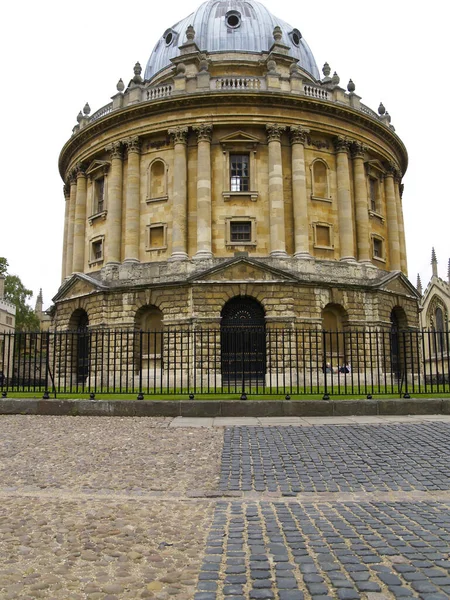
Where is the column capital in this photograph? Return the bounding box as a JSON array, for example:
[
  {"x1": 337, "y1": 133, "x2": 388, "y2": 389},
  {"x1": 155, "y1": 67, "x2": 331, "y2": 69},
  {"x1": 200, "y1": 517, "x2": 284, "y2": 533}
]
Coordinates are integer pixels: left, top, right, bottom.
[
  {"x1": 400, "y1": 183, "x2": 404, "y2": 198},
  {"x1": 333, "y1": 136, "x2": 352, "y2": 153},
  {"x1": 289, "y1": 126, "x2": 310, "y2": 145},
  {"x1": 350, "y1": 141, "x2": 367, "y2": 159},
  {"x1": 63, "y1": 183, "x2": 70, "y2": 199},
  {"x1": 266, "y1": 123, "x2": 286, "y2": 143},
  {"x1": 168, "y1": 126, "x2": 189, "y2": 145},
  {"x1": 384, "y1": 161, "x2": 399, "y2": 178},
  {"x1": 68, "y1": 169, "x2": 78, "y2": 185},
  {"x1": 193, "y1": 123, "x2": 213, "y2": 143},
  {"x1": 74, "y1": 163, "x2": 87, "y2": 179},
  {"x1": 125, "y1": 136, "x2": 141, "y2": 155},
  {"x1": 105, "y1": 141, "x2": 123, "y2": 160}
]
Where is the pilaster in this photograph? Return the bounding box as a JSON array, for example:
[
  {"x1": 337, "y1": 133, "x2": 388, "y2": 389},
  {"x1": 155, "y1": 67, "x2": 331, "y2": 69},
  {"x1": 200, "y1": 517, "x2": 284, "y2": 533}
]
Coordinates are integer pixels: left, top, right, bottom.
[
  {"x1": 168, "y1": 127, "x2": 189, "y2": 261},
  {"x1": 267, "y1": 124, "x2": 288, "y2": 258},
  {"x1": 334, "y1": 137, "x2": 356, "y2": 262},
  {"x1": 384, "y1": 163, "x2": 401, "y2": 271},
  {"x1": 124, "y1": 136, "x2": 141, "y2": 263},
  {"x1": 193, "y1": 124, "x2": 213, "y2": 260},
  {"x1": 72, "y1": 164, "x2": 87, "y2": 273},
  {"x1": 290, "y1": 126, "x2": 311, "y2": 259},
  {"x1": 351, "y1": 142, "x2": 371, "y2": 264},
  {"x1": 105, "y1": 142, "x2": 123, "y2": 265}
]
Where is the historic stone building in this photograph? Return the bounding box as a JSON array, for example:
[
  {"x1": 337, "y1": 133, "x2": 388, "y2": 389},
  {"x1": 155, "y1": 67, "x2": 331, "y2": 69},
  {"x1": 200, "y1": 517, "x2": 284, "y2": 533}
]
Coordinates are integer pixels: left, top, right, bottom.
[
  {"x1": 54, "y1": 0, "x2": 419, "y2": 339},
  {"x1": 0, "y1": 277, "x2": 16, "y2": 379},
  {"x1": 418, "y1": 250, "x2": 450, "y2": 372}
]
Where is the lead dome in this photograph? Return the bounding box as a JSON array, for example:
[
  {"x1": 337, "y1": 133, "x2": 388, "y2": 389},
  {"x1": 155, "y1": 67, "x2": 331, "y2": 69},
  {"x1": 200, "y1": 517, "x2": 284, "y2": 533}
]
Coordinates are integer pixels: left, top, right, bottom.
[{"x1": 145, "y1": 0, "x2": 319, "y2": 81}]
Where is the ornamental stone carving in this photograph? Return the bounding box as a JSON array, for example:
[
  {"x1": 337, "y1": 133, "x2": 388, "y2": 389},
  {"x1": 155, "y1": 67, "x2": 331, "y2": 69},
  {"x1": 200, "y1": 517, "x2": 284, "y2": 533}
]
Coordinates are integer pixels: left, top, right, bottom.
[
  {"x1": 333, "y1": 136, "x2": 352, "y2": 153},
  {"x1": 384, "y1": 161, "x2": 399, "y2": 177},
  {"x1": 74, "y1": 163, "x2": 87, "y2": 178},
  {"x1": 289, "y1": 126, "x2": 310, "y2": 145},
  {"x1": 350, "y1": 142, "x2": 367, "y2": 159},
  {"x1": 106, "y1": 141, "x2": 123, "y2": 160},
  {"x1": 125, "y1": 136, "x2": 141, "y2": 154},
  {"x1": 168, "y1": 126, "x2": 189, "y2": 145},
  {"x1": 266, "y1": 124, "x2": 286, "y2": 142},
  {"x1": 193, "y1": 123, "x2": 213, "y2": 142}
]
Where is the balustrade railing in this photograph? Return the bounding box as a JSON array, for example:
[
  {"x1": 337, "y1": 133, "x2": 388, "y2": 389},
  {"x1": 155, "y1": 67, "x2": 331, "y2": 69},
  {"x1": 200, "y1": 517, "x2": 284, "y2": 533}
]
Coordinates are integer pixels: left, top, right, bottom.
[
  {"x1": 89, "y1": 102, "x2": 113, "y2": 122},
  {"x1": 0, "y1": 329, "x2": 448, "y2": 399},
  {"x1": 303, "y1": 85, "x2": 329, "y2": 100},
  {"x1": 214, "y1": 77, "x2": 263, "y2": 90}
]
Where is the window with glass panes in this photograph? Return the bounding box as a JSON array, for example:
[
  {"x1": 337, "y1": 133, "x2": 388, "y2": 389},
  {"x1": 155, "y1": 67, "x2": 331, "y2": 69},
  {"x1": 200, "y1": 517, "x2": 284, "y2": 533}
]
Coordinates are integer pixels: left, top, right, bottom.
[
  {"x1": 230, "y1": 154, "x2": 249, "y2": 191},
  {"x1": 230, "y1": 221, "x2": 251, "y2": 242}
]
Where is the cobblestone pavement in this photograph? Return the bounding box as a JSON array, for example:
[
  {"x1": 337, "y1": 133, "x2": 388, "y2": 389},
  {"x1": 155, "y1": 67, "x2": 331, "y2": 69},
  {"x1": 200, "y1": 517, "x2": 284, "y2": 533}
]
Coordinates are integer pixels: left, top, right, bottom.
[{"x1": 1, "y1": 416, "x2": 450, "y2": 599}]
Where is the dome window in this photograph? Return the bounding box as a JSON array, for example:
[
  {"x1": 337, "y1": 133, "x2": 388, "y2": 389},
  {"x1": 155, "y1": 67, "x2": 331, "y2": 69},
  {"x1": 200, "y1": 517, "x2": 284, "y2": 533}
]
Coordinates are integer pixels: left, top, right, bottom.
[
  {"x1": 290, "y1": 28, "x2": 302, "y2": 47},
  {"x1": 163, "y1": 28, "x2": 177, "y2": 46},
  {"x1": 225, "y1": 10, "x2": 241, "y2": 29}
]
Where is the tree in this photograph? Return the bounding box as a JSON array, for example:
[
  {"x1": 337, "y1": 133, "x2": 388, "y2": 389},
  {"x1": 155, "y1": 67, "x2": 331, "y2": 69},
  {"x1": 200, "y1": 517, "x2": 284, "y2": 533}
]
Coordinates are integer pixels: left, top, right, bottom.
[{"x1": 0, "y1": 257, "x2": 40, "y2": 331}]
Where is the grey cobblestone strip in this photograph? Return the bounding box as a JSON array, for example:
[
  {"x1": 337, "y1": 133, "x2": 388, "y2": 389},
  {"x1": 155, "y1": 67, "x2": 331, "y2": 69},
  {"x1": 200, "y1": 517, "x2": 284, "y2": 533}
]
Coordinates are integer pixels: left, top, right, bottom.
[
  {"x1": 220, "y1": 424, "x2": 450, "y2": 495},
  {"x1": 195, "y1": 501, "x2": 450, "y2": 600}
]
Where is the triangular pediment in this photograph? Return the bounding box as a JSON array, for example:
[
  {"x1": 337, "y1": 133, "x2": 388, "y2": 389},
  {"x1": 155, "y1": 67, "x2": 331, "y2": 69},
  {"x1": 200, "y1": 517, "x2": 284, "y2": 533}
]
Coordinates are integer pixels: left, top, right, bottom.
[
  {"x1": 220, "y1": 131, "x2": 260, "y2": 149},
  {"x1": 188, "y1": 257, "x2": 299, "y2": 283},
  {"x1": 53, "y1": 273, "x2": 106, "y2": 303},
  {"x1": 377, "y1": 271, "x2": 420, "y2": 298},
  {"x1": 86, "y1": 160, "x2": 110, "y2": 177}
]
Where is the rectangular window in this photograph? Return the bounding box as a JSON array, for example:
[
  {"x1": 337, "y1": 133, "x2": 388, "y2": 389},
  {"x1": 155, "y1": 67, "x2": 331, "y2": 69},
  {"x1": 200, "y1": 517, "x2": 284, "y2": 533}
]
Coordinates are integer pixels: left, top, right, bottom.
[
  {"x1": 316, "y1": 225, "x2": 331, "y2": 247},
  {"x1": 369, "y1": 178, "x2": 378, "y2": 212},
  {"x1": 149, "y1": 226, "x2": 164, "y2": 248},
  {"x1": 92, "y1": 239, "x2": 103, "y2": 261},
  {"x1": 230, "y1": 221, "x2": 252, "y2": 242},
  {"x1": 373, "y1": 238, "x2": 383, "y2": 258},
  {"x1": 230, "y1": 154, "x2": 249, "y2": 192},
  {"x1": 6, "y1": 316, "x2": 12, "y2": 325},
  {"x1": 95, "y1": 178, "x2": 105, "y2": 213}
]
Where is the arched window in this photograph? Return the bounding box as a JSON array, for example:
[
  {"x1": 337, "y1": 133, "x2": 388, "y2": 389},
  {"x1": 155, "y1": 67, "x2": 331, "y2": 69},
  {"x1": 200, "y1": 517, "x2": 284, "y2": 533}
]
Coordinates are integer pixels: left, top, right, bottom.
[
  {"x1": 311, "y1": 159, "x2": 330, "y2": 200},
  {"x1": 147, "y1": 159, "x2": 167, "y2": 201},
  {"x1": 434, "y1": 307, "x2": 447, "y2": 354}
]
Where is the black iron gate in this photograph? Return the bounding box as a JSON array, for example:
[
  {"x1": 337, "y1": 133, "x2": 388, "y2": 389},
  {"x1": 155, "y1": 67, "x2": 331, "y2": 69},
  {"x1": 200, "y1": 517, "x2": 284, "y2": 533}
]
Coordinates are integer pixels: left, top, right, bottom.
[{"x1": 221, "y1": 297, "x2": 266, "y2": 384}]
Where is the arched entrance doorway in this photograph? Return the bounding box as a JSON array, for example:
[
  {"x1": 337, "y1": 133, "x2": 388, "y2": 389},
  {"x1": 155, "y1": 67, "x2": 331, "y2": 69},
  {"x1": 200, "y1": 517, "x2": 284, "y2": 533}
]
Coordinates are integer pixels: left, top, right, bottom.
[
  {"x1": 221, "y1": 296, "x2": 266, "y2": 385},
  {"x1": 69, "y1": 309, "x2": 90, "y2": 383}
]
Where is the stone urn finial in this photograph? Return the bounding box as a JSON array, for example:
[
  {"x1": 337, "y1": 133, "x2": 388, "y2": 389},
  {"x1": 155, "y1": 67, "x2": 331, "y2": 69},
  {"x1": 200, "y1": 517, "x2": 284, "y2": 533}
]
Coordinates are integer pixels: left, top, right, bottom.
[
  {"x1": 199, "y1": 54, "x2": 209, "y2": 72},
  {"x1": 176, "y1": 62, "x2": 186, "y2": 75},
  {"x1": 267, "y1": 59, "x2": 277, "y2": 74},
  {"x1": 133, "y1": 61, "x2": 143, "y2": 84},
  {"x1": 322, "y1": 62, "x2": 331, "y2": 77},
  {"x1": 331, "y1": 71, "x2": 340, "y2": 85},
  {"x1": 347, "y1": 79, "x2": 355, "y2": 93},
  {"x1": 77, "y1": 111, "x2": 83, "y2": 123},
  {"x1": 378, "y1": 102, "x2": 386, "y2": 115},
  {"x1": 186, "y1": 25, "x2": 195, "y2": 41},
  {"x1": 117, "y1": 78, "x2": 125, "y2": 92},
  {"x1": 83, "y1": 102, "x2": 91, "y2": 116},
  {"x1": 273, "y1": 26, "x2": 283, "y2": 42}
]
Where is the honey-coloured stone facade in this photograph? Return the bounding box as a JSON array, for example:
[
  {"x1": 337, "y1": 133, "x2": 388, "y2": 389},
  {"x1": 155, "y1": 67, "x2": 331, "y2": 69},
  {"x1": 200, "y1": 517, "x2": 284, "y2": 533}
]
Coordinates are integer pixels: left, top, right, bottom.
[{"x1": 54, "y1": 0, "x2": 418, "y2": 334}]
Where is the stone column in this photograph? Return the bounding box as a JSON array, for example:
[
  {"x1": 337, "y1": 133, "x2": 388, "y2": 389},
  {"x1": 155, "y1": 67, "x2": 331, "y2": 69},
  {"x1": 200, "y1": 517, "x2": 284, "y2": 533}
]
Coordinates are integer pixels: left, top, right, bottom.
[
  {"x1": 66, "y1": 172, "x2": 77, "y2": 277},
  {"x1": 124, "y1": 136, "x2": 141, "y2": 263},
  {"x1": 193, "y1": 123, "x2": 213, "y2": 260},
  {"x1": 61, "y1": 183, "x2": 70, "y2": 281},
  {"x1": 384, "y1": 163, "x2": 401, "y2": 271},
  {"x1": 395, "y1": 174, "x2": 408, "y2": 275},
  {"x1": 351, "y1": 142, "x2": 371, "y2": 264},
  {"x1": 334, "y1": 137, "x2": 355, "y2": 261},
  {"x1": 290, "y1": 126, "x2": 311, "y2": 259},
  {"x1": 168, "y1": 127, "x2": 189, "y2": 261},
  {"x1": 267, "y1": 124, "x2": 287, "y2": 257},
  {"x1": 72, "y1": 164, "x2": 87, "y2": 273},
  {"x1": 105, "y1": 141, "x2": 123, "y2": 265}
]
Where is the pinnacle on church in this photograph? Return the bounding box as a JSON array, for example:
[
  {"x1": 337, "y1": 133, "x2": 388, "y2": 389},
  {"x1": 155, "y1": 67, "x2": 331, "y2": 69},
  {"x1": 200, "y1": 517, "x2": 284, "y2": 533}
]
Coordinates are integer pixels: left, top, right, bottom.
[
  {"x1": 416, "y1": 274, "x2": 422, "y2": 295},
  {"x1": 431, "y1": 247, "x2": 438, "y2": 277}
]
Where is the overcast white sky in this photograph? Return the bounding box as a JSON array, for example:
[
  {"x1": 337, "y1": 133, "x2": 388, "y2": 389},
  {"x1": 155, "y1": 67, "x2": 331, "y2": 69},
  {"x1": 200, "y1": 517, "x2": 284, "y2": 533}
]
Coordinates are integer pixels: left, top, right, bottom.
[{"x1": 1, "y1": 1, "x2": 448, "y2": 310}]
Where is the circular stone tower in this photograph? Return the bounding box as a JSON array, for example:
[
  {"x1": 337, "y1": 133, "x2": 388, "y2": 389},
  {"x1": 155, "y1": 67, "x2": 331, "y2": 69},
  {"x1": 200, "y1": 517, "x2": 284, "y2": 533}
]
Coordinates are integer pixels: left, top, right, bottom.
[{"x1": 55, "y1": 0, "x2": 419, "y2": 334}]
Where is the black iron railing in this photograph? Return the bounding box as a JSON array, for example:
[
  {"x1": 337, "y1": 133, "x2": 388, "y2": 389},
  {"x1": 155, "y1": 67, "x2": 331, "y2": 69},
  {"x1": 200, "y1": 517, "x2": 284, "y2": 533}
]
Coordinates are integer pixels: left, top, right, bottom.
[{"x1": 0, "y1": 329, "x2": 448, "y2": 398}]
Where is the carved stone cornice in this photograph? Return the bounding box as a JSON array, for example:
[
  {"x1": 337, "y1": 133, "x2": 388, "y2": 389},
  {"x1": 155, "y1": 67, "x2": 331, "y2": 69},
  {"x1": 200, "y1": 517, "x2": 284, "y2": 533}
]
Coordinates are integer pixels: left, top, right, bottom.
[
  {"x1": 125, "y1": 136, "x2": 140, "y2": 155},
  {"x1": 289, "y1": 126, "x2": 310, "y2": 145},
  {"x1": 193, "y1": 123, "x2": 213, "y2": 143},
  {"x1": 168, "y1": 126, "x2": 189, "y2": 145},
  {"x1": 350, "y1": 141, "x2": 367, "y2": 159},
  {"x1": 266, "y1": 123, "x2": 286, "y2": 143},
  {"x1": 333, "y1": 136, "x2": 352, "y2": 153},
  {"x1": 105, "y1": 141, "x2": 123, "y2": 160}
]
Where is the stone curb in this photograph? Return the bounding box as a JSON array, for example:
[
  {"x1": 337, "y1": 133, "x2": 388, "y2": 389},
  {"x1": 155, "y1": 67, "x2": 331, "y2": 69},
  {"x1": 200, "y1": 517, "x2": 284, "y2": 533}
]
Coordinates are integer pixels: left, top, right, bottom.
[{"x1": 0, "y1": 397, "x2": 449, "y2": 417}]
